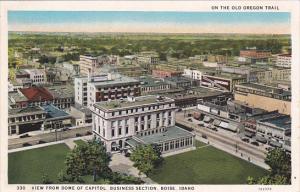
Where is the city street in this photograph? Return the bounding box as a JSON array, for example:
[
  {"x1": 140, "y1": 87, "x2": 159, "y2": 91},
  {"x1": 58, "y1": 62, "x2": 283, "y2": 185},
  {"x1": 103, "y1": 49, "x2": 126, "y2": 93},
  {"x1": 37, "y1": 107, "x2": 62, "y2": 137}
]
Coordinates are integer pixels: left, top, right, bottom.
[
  {"x1": 8, "y1": 126, "x2": 92, "y2": 149},
  {"x1": 176, "y1": 111, "x2": 269, "y2": 169}
]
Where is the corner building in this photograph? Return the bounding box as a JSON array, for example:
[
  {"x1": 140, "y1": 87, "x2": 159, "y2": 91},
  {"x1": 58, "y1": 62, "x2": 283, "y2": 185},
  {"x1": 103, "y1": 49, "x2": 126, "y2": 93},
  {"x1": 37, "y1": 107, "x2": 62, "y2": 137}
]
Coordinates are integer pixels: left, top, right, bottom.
[{"x1": 91, "y1": 95, "x2": 195, "y2": 153}]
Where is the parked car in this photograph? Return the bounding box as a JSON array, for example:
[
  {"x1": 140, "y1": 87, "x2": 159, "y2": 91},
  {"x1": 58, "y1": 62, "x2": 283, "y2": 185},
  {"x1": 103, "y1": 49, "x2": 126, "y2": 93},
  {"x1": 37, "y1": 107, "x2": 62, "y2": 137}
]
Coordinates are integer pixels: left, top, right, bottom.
[
  {"x1": 86, "y1": 131, "x2": 92, "y2": 135},
  {"x1": 62, "y1": 127, "x2": 70, "y2": 131},
  {"x1": 250, "y1": 141, "x2": 259, "y2": 146},
  {"x1": 37, "y1": 140, "x2": 46, "y2": 144},
  {"x1": 187, "y1": 118, "x2": 193, "y2": 122},
  {"x1": 241, "y1": 137, "x2": 250, "y2": 143},
  {"x1": 19, "y1": 134, "x2": 30, "y2": 138},
  {"x1": 75, "y1": 133, "x2": 82, "y2": 137},
  {"x1": 187, "y1": 113, "x2": 192, "y2": 117},
  {"x1": 265, "y1": 146, "x2": 274, "y2": 152},
  {"x1": 202, "y1": 134, "x2": 207, "y2": 139},
  {"x1": 22, "y1": 142, "x2": 32, "y2": 147}
]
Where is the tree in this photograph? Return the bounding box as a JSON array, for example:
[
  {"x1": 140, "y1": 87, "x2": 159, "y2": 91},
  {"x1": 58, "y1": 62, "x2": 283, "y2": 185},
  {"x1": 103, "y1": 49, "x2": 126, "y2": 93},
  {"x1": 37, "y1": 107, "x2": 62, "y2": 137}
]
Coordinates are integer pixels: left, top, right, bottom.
[
  {"x1": 265, "y1": 148, "x2": 291, "y2": 179},
  {"x1": 247, "y1": 148, "x2": 291, "y2": 185},
  {"x1": 130, "y1": 144, "x2": 163, "y2": 176},
  {"x1": 58, "y1": 138, "x2": 111, "y2": 183}
]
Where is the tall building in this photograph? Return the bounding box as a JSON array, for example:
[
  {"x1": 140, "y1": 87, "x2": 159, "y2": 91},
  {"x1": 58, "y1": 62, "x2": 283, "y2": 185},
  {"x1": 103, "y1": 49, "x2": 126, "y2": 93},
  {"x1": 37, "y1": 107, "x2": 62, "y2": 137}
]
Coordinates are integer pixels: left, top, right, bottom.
[
  {"x1": 234, "y1": 83, "x2": 291, "y2": 115},
  {"x1": 239, "y1": 48, "x2": 271, "y2": 64},
  {"x1": 75, "y1": 74, "x2": 141, "y2": 108},
  {"x1": 276, "y1": 54, "x2": 291, "y2": 68},
  {"x1": 91, "y1": 95, "x2": 195, "y2": 153},
  {"x1": 79, "y1": 55, "x2": 99, "y2": 75}
]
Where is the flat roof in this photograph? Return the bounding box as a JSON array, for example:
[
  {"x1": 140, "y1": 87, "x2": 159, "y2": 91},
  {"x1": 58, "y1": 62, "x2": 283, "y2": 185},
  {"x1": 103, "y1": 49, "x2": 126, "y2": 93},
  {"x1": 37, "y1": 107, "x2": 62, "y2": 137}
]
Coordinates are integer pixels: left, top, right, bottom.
[
  {"x1": 136, "y1": 126, "x2": 194, "y2": 144},
  {"x1": 165, "y1": 76, "x2": 191, "y2": 83},
  {"x1": 138, "y1": 76, "x2": 170, "y2": 87},
  {"x1": 90, "y1": 76, "x2": 140, "y2": 88},
  {"x1": 46, "y1": 84, "x2": 74, "y2": 98},
  {"x1": 9, "y1": 92, "x2": 28, "y2": 102},
  {"x1": 259, "y1": 115, "x2": 291, "y2": 130},
  {"x1": 94, "y1": 95, "x2": 174, "y2": 111},
  {"x1": 9, "y1": 106, "x2": 44, "y2": 115},
  {"x1": 236, "y1": 83, "x2": 291, "y2": 96},
  {"x1": 42, "y1": 104, "x2": 69, "y2": 118}
]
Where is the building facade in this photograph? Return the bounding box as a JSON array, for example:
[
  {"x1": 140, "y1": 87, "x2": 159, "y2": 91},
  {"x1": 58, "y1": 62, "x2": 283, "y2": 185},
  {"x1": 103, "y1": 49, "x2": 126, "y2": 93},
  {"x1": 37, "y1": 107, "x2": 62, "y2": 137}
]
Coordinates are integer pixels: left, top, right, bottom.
[
  {"x1": 234, "y1": 83, "x2": 291, "y2": 115},
  {"x1": 276, "y1": 54, "x2": 291, "y2": 68},
  {"x1": 91, "y1": 95, "x2": 195, "y2": 153}
]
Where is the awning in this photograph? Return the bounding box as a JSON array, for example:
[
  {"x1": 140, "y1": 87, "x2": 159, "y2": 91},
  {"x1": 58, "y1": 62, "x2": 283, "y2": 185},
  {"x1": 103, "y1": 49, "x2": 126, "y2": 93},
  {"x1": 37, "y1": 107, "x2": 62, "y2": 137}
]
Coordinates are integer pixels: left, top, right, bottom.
[
  {"x1": 219, "y1": 122, "x2": 229, "y2": 129},
  {"x1": 245, "y1": 131, "x2": 255, "y2": 138},
  {"x1": 269, "y1": 141, "x2": 282, "y2": 148},
  {"x1": 255, "y1": 135, "x2": 267, "y2": 143},
  {"x1": 203, "y1": 116, "x2": 211, "y2": 123},
  {"x1": 228, "y1": 122, "x2": 238, "y2": 132},
  {"x1": 213, "y1": 119, "x2": 221, "y2": 126}
]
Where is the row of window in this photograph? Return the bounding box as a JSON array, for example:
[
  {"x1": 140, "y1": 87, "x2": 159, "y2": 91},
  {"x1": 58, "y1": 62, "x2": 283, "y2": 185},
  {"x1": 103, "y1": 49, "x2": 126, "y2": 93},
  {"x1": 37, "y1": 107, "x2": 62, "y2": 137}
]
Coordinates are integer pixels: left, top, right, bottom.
[
  {"x1": 158, "y1": 137, "x2": 193, "y2": 152},
  {"x1": 111, "y1": 106, "x2": 172, "y2": 117}
]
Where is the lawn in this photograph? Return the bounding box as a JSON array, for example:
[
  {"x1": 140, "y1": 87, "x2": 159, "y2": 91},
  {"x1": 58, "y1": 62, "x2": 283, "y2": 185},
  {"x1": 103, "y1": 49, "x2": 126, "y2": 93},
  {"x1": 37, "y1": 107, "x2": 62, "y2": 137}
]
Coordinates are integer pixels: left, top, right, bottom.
[
  {"x1": 8, "y1": 144, "x2": 70, "y2": 184},
  {"x1": 195, "y1": 140, "x2": 207, "y2": 148},
  {"x1": 149, "y1": 146, "x2": 268, "y2": 184},
  {"x1": 74, "y1": 139, "x2": 87, "y2": 147}
]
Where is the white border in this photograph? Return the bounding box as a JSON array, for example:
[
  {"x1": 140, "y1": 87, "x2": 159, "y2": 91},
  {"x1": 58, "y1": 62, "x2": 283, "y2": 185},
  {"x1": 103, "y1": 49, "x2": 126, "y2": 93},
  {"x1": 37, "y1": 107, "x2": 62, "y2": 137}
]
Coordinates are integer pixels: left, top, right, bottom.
[{"x1": 0, "y1": 1, "x2": 299, "y2": 192}]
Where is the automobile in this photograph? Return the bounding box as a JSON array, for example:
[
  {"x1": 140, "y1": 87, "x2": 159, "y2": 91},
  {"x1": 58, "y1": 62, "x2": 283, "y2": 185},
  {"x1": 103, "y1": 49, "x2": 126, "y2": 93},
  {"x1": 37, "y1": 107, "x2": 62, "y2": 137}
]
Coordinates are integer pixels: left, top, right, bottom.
[
  {"x1": 187, "y1": 118, "x2": 193, "y2": 122},
  {"x1": 187, "y1": 113, "x2": 192, "y2": 117},
  {"x1": 75, "y1": 133, "x2": 82, "y2": 137},
  {"x1": 241, "y1": 137, "x2": 250, "y2": 143},
  {"x1": 201, "y1": 134, "x2": 207, "y2": 139},
  {"x1": 212, "y1": 128, "x2": 218, "y2": 132},
  {"x1": 86, "y1": 131, "x2": 92, "y2": 135},
  {"x1": 37, "y1": 140, "x2": 46, "y2": 144},
  {"x1": 250, "y1": 141, "x2": 259, "y2": 146},
  {"x1": 19, "y1": 134, "x2": 30, "y2": 138},
  {"x1": 22, "y1": 142, "x2": 32, "y2": 147},
  {"x1": 62, "y1": 127, "x2": 70, "y2": 131}
]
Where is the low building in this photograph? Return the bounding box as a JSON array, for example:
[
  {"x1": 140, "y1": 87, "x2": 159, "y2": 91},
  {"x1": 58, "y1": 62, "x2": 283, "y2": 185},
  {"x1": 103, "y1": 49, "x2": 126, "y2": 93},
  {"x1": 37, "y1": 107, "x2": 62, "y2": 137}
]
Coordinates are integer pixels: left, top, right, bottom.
[
  {"x1": 8, "y1": 91, "x2": 29, "y2": 109},
  {"x1": 152, "y1": 69, "x2": 182, "y2": 78},
  {"x1": 239, "y1": 48, "x2": 271, "y2": 64},
  {"x1": 70, "y1": 105, "x2": 92, "y2": 126},
  {"x1": 138, "y1": 76, "x2": 171, "y2": 95},
  {"x1": 234, "y1": 83, "x2": 291, "y2": 115},
  {"x1": 164, "y1": 76, "x2": 193, "y2": 89},
  {"x1": 201, "y1": 73, "x2": 247, "y2": 92},
  {"x1": 183, "y1": 69, "x2": 203, "y2": 80},
  {"x1": 45, "y1": 85, "x2": 75, "y2": 109},
  {"x1": 91, "y1": 95, "x2": 195, "y2": 153},
  {"x1": 42, "y1": 104, "x2": 72, "y2": 130},
  {"x1": 8, "y1": 106, "x2": 46, "y2": 135},
  {"x1": 276, "y1": 54, "x2": 291, "y2": 68},
  {"x1": 256, "y1": 115, "x2": 291, "y2": 148},
  {"x1": 24, "y1": 69, "x2": 46, "y2": 85}
]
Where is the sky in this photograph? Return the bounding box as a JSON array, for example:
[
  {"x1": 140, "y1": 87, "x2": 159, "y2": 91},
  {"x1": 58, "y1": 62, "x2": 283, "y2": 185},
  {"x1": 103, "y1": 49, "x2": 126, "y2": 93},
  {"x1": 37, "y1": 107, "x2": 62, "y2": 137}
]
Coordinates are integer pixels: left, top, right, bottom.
[{"x1": 8, "y1": 11, "x2": 291, "y2": 34}]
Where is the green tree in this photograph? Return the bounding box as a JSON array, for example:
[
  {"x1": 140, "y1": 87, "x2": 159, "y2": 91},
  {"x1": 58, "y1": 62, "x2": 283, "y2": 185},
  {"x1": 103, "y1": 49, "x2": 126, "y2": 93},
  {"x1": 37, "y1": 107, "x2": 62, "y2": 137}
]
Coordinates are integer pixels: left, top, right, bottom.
[
  {"x1": 247, "y1": 148, "x2": 291, "y2": 185},
  {"x1": 130, "y1": 144, "x2": 163, "y2": 176},
  {"x1": 58, "y1": 139, "x2": 111, "y2": 183},
  {"x1": 265, "y1": 148, "x2": 291, "y2": 179}
]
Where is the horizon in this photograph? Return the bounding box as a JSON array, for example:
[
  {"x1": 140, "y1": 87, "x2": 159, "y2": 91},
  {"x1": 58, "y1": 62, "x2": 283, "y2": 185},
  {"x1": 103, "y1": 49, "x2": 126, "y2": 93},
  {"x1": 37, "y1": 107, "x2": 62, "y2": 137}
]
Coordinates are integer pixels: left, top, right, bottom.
[{"x1": 8, "y1": 11, "x2": 291, "y2": 34}]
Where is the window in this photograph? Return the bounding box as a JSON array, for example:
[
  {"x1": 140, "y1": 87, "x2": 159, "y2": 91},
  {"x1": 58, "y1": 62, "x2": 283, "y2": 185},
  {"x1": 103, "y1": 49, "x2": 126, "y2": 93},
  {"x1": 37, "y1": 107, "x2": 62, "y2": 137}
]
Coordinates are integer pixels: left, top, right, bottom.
[
  {"x1": 180, "y1": 139, "x2": 185, "y2": 147},
  {"x1": 103, "y1": 129, "x2": 105, "y2": 137},
  {"x1": 135, "y1": 126, "x2": 138, "y2": 132},
  {"x1": 118, "y1": 128, "x2": 122, "y2": 135},
  {"x1": 135, "y1": 117, "x2": 138, "y2": 122},
  {"x1": 112, "y1": 112, "x2": 115, "y2": 116},
  {"x1": 175, "y1": 140, "x2": 179, "y2": 148},
  {"x1": 156, "y1": 121, "x2": 159, "y2": 127},
  {"x1": 125, "y1": 127, "x2": 129, "y2": 134},
  {"x1": 111, "y1": 129, "x2": 115, "y2": 137},
  {"x1": 156, "y1": 113, "x2": 160, "y2": 118},
  {"x1": 148, "y1": 124, "x2": 151, "y2": 129},
  {"x1": 141, "y1": 116, "x2": 144, "y2": 121},
  {"x1": 141, "y1": 124, "x2": 144, "y2": 130},
  {"x1": 147, "y1": 115, "x2": 151, "y2": 120},
  {"x1": 164, "y1": 142, "x2": 169, "y2": 151},
  {"x1": 170, "y1": 141, "x2": 174, "y2": 149}
]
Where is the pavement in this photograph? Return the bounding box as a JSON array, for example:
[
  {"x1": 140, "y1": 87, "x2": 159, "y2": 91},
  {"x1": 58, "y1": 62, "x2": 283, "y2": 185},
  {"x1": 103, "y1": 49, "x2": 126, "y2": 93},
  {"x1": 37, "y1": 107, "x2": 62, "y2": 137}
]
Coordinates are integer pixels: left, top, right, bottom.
[
  {"x1": 176, "y1": 111, "x2": 270, "y2": 170},
  {"x1": 8, "y1": 126, "x2": 92, "y2": 149},
  {"x1": 109, "y1": 153, "x2": 157, "y2": 184}
]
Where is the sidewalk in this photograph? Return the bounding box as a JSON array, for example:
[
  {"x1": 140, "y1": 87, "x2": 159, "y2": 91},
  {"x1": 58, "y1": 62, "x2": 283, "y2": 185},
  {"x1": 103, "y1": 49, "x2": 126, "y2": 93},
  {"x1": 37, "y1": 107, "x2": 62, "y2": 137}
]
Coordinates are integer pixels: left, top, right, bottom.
[{"x1": 8, "y1": 135, "x2": 93, "y2": 153}]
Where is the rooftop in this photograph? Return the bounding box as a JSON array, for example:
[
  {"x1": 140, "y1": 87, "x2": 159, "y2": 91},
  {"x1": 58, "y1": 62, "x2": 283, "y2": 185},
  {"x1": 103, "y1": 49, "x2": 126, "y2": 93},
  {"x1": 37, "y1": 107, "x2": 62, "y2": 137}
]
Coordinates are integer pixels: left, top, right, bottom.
[
  {"x1": 204, "y1": 72, "x2": 246, "y2": 79},
  {"x1": 9, "y1": 106, "x2": 45, "y2": 116},
  {"x1": 20, "y1": 87, "x2": 53, "y2": 102},
  {"x1": 9, "y1": 91, "x2": 28, "y2": 102},
  {"x1": 236, "y1": 83, "x2": 291, "y2": 97},
  {"x1": 94, "y1": 95, "x2": 174, "y2": 111},
  {"x1": 24, "y1": 69, "x2": 45, "y2": 75},
  {"x1": 138, "y1": 76, "x2": 170, "y2": 87},
  {"x1": 164, "y1": 76, "x2": 191, "y2": 83},
  {"x1": 45, "y1": 84, "x2": 74, "y2": 98},
  {"x1": 90, "y1": 76, "x2": 140, "y2": 88},
  {"x1": 135, "y1": 126, "x2": 194, "y2": 144},
  {"x1": 42, "y1": 104, "x2": 69, "y2": 118},
  {"x1": 259, "y1": 115, "x2": 291, "y2": 130}
]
